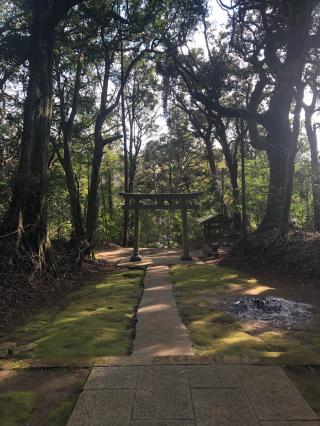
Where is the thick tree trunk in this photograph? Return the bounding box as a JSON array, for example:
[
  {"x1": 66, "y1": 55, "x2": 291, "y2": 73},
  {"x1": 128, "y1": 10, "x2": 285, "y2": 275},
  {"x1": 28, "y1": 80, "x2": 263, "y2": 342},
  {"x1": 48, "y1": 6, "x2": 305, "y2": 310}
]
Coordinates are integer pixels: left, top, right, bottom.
[
  {"x1": 1, "y1": 63, "x2": 34, "y2": 236},
  {"x1": 229, "y1": 167, "x2": 242, "y2": 231},
  {"x1": 56, "y1": 52, "x2": 85, "y2": 242},
  {"x1": 86, "y1": 139, "x2": 103, "y2": 245},
  {"x1": 215, "y1": 123, "x2": 241, "y2": 229},
  {"x1": 260, "y1": 116, "x2": 291, "y2": 230},
  {"x1": 305, "y1": 109, "x2": 320, "y2": 231},
  {"x1": 1, "y1": 8, "x2": 55, "y2": 255},
  {"x1": 86, "y1": 133, "x2": 120, "y2": 249},
  {"x1": 204, "y1": 138, "x2": 218, "y2": 195},
  {"x1": 281, "y1": 82, "x2": 304, "y2": 231},
  {"x1": 260, "y1": 58, "x2": 307, "y2": 231},
  {"x1": 1, "y1": 0, "x2": 84, "y2": 256},
  {"x1": 258, "y1": 1, "x2": 312, "y2": 231}
]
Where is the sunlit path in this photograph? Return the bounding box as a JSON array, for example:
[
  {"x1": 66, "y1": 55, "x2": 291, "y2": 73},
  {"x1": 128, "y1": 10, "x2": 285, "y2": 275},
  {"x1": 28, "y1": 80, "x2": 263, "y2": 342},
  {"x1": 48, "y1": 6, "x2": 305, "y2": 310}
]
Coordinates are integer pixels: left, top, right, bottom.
[{"x1": 133, "y1": 265, "x2": 193, "y2": 358}]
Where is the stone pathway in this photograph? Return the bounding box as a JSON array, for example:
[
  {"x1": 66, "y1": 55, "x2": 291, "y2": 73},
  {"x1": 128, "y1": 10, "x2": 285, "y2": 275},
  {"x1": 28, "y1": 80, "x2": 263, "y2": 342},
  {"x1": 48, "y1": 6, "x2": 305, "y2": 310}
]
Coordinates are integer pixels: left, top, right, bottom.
[
  {"x1": 133, "y1": 265, "x2": 193, "y2": 358},
  {"x1": 68, "y1": 251, "x2": 319, "y2": 425},
  {"x1": 68, "y1": 364, "x2": 320, "y2": 425}
]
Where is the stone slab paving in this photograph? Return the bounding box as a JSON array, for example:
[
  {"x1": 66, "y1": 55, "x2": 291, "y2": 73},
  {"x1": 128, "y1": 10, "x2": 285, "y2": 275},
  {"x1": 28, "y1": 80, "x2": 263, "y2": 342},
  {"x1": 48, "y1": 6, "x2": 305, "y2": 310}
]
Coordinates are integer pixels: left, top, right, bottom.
[
  {"x1": 68, "y1": 364, "x2": 319, "y2": 426},
  {"x1": 236, "y1": 366, "x2": 319, "y2": 421},
  {"x1": 132, "y1": 265, "x2": 193, "y2": 357},
  {"x1": 133, "y1": 366, "x2": 193, "y2": 420}
]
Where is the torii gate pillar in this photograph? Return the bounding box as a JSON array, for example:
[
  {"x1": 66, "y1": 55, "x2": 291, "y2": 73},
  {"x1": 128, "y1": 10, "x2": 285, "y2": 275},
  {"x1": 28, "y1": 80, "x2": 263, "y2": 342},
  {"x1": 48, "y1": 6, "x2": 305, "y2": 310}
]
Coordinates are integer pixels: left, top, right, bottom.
[
  {"x1": 131, "y1": 201, "x2": 142, "y2": 262},
  {"x1": 181, "y1": 205, "x2": 192, "y2": 261}
]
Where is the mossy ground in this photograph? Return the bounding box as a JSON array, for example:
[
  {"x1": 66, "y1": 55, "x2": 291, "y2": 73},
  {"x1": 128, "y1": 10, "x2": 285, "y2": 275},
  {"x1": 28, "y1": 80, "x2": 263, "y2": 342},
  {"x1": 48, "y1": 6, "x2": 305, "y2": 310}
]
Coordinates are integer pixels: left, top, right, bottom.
[
  {"x1": 0, "y1": 368, "x2": 88, "y2": 426},
  {"x1": 47, "y1": 395, "x2": 79, "y2": 426},
  {"x1": 0, "y1": 391, "x2": 37, "y2": 425},
  {"x1": 171, "y1": 264, "x2": 320, "y2": 414},
  {"x1": 0, "y1": 267, "x2": 144, "y2": 425},
  {"x1": 0, "y1": 268, "x2": 144, "y2": 362},
  {"x1": 170, "y1": 264, "x2": 320, "y2": 364}
]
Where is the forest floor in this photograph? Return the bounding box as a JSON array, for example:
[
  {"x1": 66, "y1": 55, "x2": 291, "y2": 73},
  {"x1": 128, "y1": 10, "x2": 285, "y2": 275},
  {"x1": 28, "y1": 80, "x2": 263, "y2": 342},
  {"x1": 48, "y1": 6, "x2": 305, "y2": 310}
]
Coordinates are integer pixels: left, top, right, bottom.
[
  {"x1": 0, "y1": 368, "x2": 88, "y2": 426},
  {"x1": 0, "y1": 264, "x2": 145, "y2": 425},
  {"x1": 230, "y1": 229, "x2": 320, "y2": 281},
  {"x1": 170, "y1": 262, "x2": 320, "y2": 415}
]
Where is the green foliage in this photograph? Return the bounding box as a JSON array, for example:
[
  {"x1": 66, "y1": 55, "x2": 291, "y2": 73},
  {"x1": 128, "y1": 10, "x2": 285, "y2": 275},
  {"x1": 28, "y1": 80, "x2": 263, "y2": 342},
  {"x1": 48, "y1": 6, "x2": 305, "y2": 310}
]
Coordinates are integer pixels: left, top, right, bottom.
[
  {"x1": 47, "y1": 165, "x2": 72, "y2": 239},
  {"x1": 245, "y1": 154, "x2": 269, "y2": 230},
  {"x1": 0, "y1": 0, "x2": 319, "y2": 250}
]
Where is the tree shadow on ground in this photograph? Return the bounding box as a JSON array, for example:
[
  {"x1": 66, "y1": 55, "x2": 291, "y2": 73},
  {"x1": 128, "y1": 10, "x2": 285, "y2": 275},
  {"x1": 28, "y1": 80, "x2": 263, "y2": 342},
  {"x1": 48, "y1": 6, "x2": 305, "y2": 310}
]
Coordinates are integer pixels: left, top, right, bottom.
[
  {"x1": 0, "y1": 269, "x2": 145, "y2": 363},
  {"x1": 171, "y1": 264, "x2": 320, "y2": 365}
]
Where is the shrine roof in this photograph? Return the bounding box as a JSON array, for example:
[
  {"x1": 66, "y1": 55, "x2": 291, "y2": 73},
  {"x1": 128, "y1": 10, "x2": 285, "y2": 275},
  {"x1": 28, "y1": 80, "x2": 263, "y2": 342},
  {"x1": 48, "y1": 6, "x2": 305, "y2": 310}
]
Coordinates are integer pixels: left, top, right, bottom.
[{"x1": 197, "y1": 213, "x2": 232, "y2": 224}]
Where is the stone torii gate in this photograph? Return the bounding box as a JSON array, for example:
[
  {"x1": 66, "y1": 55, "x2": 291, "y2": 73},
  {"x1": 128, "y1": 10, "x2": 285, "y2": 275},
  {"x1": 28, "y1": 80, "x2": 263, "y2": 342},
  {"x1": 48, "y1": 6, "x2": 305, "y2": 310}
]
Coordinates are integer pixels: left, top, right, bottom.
[{"x1": 119, "y1": 192, "x2": 203, "y2": 262}]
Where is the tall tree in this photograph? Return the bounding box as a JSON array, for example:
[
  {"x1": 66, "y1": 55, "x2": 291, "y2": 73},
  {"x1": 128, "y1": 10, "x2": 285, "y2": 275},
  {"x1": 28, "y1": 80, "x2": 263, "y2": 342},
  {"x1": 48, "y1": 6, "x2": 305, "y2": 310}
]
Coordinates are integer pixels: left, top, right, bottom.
[
  {"x1": 121, "y1": 61, "x2": 158, "y2": 246},
  {"x1": 54, "y1": 48, "x2": 85, "y2": 242},
  {"x1": 303, "y1": 62, "x2": 320, "y2": 231},
  {"x1": 1, "y1": 0, "x2": 85, "y2": 258},
  {"x1": 167, "y1": 0, "x2": 319, "y2": 232}
]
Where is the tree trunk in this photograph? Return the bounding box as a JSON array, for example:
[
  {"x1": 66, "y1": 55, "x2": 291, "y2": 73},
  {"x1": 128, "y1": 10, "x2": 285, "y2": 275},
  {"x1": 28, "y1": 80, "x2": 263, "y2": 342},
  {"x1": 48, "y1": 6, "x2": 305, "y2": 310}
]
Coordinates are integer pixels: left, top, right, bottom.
[
  {"x1": 305, "y1": 108, "x2": 320, "y2": 231},
  {"x1": 121, "y1": 49, "x2": 129, "y2": 248},
  {"x1": 258, "y1": 0, "x2": 312, "y2": 231},
  {"x1": 86, "y1": 139, "x2": 104, "y2": 246},
  {"x1": 215, "y1": 122, "x2": 241, "y2": 229},
  {"x1": 1, "y1": 0, "x2": 84, "y2": 257},
  {"x1": 1, "y1": 59, "x2": 35, "y2": 237},
  {"x1": 260, "y1": 67, "x2": 305, "y2": 231},
  {"x1": 1, "y1": 7, "x2": 55, "y2": 255},
  {"x1": 281, "y1": 81, "x2": 304, "y2": 231},
  {"x1": 229, "y1": 166, "x2": 242, "y2": 231},
  {"x1": 204, "y1": 137, "x2": 219, "y2": 195},
  {"x1": 100, "y1": 178, "x2": 109, "y2": 239},
  {"x1": 260, "y1": 115, "x2": 291, "y2": 230},
  {"x1": 56, "y1": 51, "x2": 85, "y2": 242},
  {"x1": 106, "y1": 169, "x2": 113, "y2": 213},
  {"x1": 62, "y1": 131, "x2": 85, "y2": 240}
]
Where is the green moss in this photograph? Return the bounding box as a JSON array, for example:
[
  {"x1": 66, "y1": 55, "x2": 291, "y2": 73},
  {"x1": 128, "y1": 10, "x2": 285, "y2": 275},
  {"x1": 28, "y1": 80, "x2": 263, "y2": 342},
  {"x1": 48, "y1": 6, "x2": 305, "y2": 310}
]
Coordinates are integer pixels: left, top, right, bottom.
[
  {"x1": 0, "y1": 391, "x2": 37, "y2": 425},
  {"x1": 47, "y1": 395, "x2": 79, "y2": 426},
  {"x1": 171, "y1": 264, "x2": 320, "y2": 364},
  {"x1": 47, "y1": 371, "x2": 87, "y2": 425},
  {"x1": 171, "y1": 265, "x2": 262, "y2": 298},
  {"x1": 1, "y1": 269, "x2": 144, "y2": 362}
]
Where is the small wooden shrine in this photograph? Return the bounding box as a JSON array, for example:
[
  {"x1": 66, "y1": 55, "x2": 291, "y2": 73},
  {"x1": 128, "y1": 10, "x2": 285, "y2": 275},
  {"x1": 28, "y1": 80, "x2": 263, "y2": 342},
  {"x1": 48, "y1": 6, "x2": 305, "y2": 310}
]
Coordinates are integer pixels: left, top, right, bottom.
[{"x1": 197, "y1": 213, "x2": 232, "y2": 250}]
